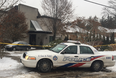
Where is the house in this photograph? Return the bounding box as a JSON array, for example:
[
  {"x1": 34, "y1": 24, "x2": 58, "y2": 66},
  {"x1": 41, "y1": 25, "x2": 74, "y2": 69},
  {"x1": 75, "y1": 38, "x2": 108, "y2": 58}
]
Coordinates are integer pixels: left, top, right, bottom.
[
  {"x1": 16, "y1": 4, "x2": 62, "y2": 45},
  {"x1": 63, "y1": 24, "x2": 88, "y2": 41}
]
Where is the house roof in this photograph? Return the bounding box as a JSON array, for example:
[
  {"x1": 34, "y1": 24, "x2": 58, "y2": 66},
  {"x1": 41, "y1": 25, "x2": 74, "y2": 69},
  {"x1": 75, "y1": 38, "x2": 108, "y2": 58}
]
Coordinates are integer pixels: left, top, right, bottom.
[
  {"x1": 64, "y1": 25, "x2": 87, "y2": 33},
  {"x1": 17, "y1": 4, "x2": 41, "y2": 16},
  {"x1": 30, "y1": 20, "x2": 52, "y2": 34},
  {"x1": 98, "y1": 26, "x2": 116, "y2": 33},
  {"x1": 31, "y1": 20, "x2": 43, "y2": 31}
]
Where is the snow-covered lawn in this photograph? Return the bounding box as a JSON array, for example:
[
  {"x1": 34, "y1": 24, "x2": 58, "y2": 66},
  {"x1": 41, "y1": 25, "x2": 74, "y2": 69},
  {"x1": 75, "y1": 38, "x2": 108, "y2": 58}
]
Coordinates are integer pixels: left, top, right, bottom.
[
  {"x1": 0, "y1": 57, "x2": 20, "y2": 70},
  {"x1": 0, "y1": 51, "x2": 40, "y2": 78},
  {"x1": 8, "y1": 72, "x2": 40, "y2": 78}
]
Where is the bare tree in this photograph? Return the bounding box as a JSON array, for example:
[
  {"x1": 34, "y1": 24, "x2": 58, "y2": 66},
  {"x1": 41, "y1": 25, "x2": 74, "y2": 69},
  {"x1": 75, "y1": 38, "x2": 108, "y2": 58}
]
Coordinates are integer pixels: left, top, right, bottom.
[
  {"x1": 0, "y1": 0, "x2": 21, "y2": 18},
  {"x1": 0, "y1": 0, "x2": 21, "y2": 10},
  {"x1": 42, "y1": 0, "x2": 74, "y2": 40},
  {"x1": 103, "y1": 0, "x2": 116, "y2": 16},
  {"x1": 0, "y1": 0, "x2": 22, "y2": 59},
  {"x1": 0, "y1": 8, "x2": 28, "y2": 42}
]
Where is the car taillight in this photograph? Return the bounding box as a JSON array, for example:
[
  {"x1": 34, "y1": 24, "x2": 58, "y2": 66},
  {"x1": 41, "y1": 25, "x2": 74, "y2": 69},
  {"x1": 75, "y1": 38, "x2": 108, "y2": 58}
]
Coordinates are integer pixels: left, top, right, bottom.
[{"x1": 112, "y1": 56, "x2": 114, "y2": 60}]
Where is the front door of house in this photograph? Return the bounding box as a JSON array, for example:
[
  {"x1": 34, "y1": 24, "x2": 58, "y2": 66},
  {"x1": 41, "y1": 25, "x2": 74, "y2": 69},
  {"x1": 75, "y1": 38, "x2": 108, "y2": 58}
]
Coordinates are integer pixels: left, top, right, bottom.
[{"x1": 29, "y1": 34, "x2": 36, "y2": 45}]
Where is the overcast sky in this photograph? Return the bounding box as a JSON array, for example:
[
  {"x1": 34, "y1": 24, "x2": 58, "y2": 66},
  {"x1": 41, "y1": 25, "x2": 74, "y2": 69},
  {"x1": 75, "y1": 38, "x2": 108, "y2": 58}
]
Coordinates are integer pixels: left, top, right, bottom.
[{"x1": 20, "y1": 0, "x2": 109, "y2": 19}]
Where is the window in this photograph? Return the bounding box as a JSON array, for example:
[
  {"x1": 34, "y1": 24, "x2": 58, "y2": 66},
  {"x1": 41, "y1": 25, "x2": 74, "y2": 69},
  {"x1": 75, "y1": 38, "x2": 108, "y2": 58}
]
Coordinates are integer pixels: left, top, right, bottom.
[
  {"x1": 49, "y1": 44, "x2": 67, "y2": 53},
  {"x1": 22, "y1": 42, "x2": 28, "y2": 45},
  {"x1": 49, "y1": 36, "x2": 53, "y2": 42},
  {"x1": 30, "y1": 21, "x2": 36, "y2": 31},
  {"x1": 63, "y1": 46, "x2": 77, "y2": 54},
  {"x1": 80, "y1": 46, "x2": 93, "y2": 54}
]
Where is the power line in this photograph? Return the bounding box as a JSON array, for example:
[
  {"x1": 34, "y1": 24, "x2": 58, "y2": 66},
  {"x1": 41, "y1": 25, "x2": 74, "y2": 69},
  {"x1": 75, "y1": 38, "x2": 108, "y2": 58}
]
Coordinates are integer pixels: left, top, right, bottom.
[{"x1": 84, "y1": 0, "x2": 114, "y2": 9}]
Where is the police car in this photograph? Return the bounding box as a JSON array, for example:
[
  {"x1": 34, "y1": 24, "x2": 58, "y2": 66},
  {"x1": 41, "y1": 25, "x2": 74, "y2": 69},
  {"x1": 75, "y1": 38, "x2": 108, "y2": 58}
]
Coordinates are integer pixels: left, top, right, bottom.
[{"x1": 20, "y1": 40, "x2": 115, "y2": 72}]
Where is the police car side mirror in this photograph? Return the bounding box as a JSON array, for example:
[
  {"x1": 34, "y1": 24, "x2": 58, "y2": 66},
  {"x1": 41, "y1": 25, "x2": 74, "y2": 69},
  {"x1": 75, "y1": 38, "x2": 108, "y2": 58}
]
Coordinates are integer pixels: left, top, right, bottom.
[{"x1": 61, "y1": 51, "x2": 66, "y2": 54}]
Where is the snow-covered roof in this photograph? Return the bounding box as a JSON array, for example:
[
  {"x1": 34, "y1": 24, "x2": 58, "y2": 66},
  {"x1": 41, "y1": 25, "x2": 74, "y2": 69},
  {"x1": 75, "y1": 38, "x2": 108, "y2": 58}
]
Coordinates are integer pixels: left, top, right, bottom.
[
  {"x1": 64, "y1": 25, "x2": 116, "y2": 34},
  {"x1": 98, "y1": 26, "x2": 116, "y2": 33},
  {"x1": 64, "y1": 25, "x2": 87, "y2": 33}
]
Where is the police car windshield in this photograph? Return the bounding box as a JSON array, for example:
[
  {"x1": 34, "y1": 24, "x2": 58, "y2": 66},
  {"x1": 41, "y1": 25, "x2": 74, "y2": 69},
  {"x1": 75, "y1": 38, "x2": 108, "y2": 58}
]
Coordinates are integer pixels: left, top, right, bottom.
[{"x1": 49, "y1": 44, "x2": 67, "y2": 53}]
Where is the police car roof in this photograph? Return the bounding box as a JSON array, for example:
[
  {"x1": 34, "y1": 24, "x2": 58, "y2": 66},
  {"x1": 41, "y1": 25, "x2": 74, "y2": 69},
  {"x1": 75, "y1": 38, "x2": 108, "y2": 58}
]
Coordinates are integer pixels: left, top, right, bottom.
[
  {"x1": 67, "y1": 40, "x2": 81, "y2": 44},
  {"x1": 61, "y1": 42, "x2": 89, "y2": 46},
  {"x1": 60, "y1": 40, "x2": 93, "y2": 47}
]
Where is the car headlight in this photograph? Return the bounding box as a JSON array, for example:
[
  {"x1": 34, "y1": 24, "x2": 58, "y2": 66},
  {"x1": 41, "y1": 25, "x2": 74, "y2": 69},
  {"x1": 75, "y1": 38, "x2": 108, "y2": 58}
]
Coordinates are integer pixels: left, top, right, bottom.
[{"x1": 25, "y1": 56, "x2": 36, "y2": 60}]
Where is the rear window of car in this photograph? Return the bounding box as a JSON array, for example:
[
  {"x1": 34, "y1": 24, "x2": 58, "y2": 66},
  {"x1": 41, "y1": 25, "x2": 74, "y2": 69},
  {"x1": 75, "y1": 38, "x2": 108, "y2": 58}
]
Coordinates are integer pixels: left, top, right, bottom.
[{"x1": 80, "y1": 46, "x2": 94, "y2": 54}]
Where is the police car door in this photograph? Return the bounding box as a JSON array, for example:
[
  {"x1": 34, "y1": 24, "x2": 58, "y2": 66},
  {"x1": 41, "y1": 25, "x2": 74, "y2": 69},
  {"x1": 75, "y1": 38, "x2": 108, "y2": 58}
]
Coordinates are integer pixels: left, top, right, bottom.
[
  {"x1": 58, "y1": 45, "x2": 78, "y2": 65},
  {"x1": 78, "y1": 46, "x2": 95, "y2": 67}
]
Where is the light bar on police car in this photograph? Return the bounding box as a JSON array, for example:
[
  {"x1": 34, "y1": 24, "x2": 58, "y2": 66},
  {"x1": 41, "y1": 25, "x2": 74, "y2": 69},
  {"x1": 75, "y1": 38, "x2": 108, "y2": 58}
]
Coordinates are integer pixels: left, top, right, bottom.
[{"x1": 67, "y1": 40, "x2": 81, "y2": 44}]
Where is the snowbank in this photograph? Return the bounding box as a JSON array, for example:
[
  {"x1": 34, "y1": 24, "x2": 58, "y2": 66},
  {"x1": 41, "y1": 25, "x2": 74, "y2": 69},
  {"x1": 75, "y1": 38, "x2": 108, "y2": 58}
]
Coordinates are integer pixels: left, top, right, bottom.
[
  {"x1": 107, "y1": 63, "x2": 116, "y2": 72},
  {"x1": 0, "y1": 57, "x2": 20, "y2": 70},
  {"x1": 9, "y1": 72, "x2": 41, "y2": 78},
  {"x1": 99, "y1": 51, "x2": 116, "y2": 55}
]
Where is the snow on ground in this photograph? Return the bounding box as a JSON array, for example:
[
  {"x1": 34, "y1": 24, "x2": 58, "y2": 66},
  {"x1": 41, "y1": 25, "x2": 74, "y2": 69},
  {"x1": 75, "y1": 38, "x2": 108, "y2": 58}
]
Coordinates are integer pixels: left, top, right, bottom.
[
  {"x1": 9, "y1": 53, "x2": 22, "y2": 57},
  {"x1": 107, "y1": 64, "x2": 116, "y2": 72},
  {"x1": 0, "y1": 57, "x2": 20, "y2": 70},
  {"x1": 0, "y1": 57, "x2": 29, "y2": 78},
  {"x1": 99, "y1": 51, "x2": 116, "y2": 55},
  {"x1": 0, "y1": 51, "x2": 31, "y2": 78},
  {"x1": 8, "y1": 72, "x2": 41, "y2": 78},
  {"x1": 0, "y1": 56, "x2": 40, "y2": 78},
  {"x1": 0, "y1": 51, "x2": 23, "y2": 70}
]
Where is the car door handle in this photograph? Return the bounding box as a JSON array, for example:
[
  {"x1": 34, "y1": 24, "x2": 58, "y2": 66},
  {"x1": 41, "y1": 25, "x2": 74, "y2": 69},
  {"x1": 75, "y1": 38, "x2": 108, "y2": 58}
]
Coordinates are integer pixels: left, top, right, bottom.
[{"x1": 74, "y1": 56, "x2": 78, "y2": 57}]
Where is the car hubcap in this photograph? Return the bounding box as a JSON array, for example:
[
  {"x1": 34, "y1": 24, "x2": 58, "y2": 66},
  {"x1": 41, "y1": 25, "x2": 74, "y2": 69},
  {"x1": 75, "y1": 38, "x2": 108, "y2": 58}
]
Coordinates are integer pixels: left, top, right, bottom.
[
  {"x1": 41, "y1": 62, "x2": 49, "y2": 71},
  {"x1": 43, "y1": 63, "x2": 48, "y2": 68},
  {"x1": 94, "y1": 63, "x2": 100, "y2": 70}
]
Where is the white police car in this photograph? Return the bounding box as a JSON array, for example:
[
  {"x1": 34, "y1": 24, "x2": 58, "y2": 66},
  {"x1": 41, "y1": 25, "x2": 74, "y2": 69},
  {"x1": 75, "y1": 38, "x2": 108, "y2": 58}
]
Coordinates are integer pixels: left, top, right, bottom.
[{"x1": 20, "y1": 40, "x2": 115, "y2": 72}]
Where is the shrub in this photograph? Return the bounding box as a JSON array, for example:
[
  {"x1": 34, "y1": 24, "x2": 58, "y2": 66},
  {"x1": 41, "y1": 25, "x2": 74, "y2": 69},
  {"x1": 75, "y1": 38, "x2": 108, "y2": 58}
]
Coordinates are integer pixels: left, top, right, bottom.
[
  {"x1": 108, "y1": 44, "x2": 116, "y2": 51},
  {"x1": 48, "y1": 39, "x2": 63, "y2": 47},
  {"x1": 99, "y1": 45, "x2": 110, "y2": 51}
]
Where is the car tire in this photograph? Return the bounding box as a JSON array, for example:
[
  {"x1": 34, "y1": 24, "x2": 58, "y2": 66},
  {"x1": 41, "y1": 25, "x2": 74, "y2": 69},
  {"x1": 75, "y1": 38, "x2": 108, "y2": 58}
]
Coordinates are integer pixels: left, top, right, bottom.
[
  {"x1": 91, "y1": 61, "x2": 103, "y2": 72},
  {"x1": 37, "y1": 59, "x2": 52, "y2": 73}
]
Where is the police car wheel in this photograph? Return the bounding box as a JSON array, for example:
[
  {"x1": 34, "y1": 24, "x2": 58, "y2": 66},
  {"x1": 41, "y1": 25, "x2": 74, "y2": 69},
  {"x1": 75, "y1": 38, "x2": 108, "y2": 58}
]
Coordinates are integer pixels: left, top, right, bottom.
[
  {"x1": 91, "y1": 61, "x2": 103, "y2": 72},
  {"x1": 37, "y1": 60, "x2": 52, "y2": 73}
]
